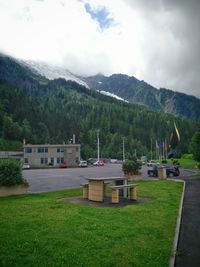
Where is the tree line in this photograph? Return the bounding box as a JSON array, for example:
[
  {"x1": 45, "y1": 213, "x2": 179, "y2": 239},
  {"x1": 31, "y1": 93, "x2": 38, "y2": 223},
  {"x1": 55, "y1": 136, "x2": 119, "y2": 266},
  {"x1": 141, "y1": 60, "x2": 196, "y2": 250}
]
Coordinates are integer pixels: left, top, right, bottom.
[{"x1": 0, "y1": 78, "x2": 198, "y2": 160}]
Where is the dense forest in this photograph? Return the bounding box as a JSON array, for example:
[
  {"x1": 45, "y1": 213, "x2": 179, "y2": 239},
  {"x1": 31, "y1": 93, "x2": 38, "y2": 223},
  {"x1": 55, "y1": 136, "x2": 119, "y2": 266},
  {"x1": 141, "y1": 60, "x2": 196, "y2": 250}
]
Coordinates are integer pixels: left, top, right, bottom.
[
  {"x1": 85, "y1": 74, "x2": 200, "y2": 121},
  {"x1": 0, "y1": 55, "x2": 198, "y2": 160}
]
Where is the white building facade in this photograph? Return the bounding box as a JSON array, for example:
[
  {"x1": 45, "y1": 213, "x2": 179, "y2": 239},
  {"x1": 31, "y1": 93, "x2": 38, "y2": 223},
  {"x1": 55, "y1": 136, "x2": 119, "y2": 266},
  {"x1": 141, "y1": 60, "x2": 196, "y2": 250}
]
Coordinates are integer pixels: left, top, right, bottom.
[{"x1": 23, "y1": 144, "x2": 80, "y2": 168}]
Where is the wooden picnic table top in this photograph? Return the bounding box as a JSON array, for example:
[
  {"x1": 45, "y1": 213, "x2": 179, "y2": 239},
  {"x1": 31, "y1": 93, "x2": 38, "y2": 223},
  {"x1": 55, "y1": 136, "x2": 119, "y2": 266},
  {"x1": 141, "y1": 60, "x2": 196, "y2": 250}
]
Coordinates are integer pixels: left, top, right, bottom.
[
  {"x1": 111, "y1": 184, "x2": 138, "y2": 189},
  {"x1": 86, "y1": 177, "x2": 128, "y2": 182}
]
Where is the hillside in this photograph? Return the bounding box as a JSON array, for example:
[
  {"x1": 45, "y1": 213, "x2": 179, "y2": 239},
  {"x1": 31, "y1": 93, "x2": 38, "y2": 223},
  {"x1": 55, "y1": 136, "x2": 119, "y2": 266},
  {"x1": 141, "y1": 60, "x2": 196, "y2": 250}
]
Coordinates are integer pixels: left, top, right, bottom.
[
  {"x1": 84, "y1": 74, "x2": 200, "y2": 121},
  {"x1": 0, "y1": 54, "x2": 198, "y2": 158}
]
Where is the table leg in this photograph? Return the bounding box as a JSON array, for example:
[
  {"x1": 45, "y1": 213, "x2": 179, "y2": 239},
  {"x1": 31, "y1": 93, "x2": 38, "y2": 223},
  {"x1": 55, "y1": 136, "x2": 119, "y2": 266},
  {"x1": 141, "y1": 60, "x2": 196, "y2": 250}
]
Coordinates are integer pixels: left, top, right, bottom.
[
  {"x1": 123, "y1": 179, "x2": 128, "y2": 198},
  {"x1": 88, "y1": 180, "x2": 104, "y2": 202}
]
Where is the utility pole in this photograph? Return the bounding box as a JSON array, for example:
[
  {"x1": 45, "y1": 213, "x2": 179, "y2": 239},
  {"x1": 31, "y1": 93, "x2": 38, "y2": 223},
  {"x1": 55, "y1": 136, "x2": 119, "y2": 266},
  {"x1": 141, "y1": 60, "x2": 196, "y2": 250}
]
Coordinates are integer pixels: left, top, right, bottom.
[
  {"x1": 122, "y1": 137, "x2": 125, "y2": 162},
  {"x1": 97, "y1": 130, "x2": 100, "y2": 162}
]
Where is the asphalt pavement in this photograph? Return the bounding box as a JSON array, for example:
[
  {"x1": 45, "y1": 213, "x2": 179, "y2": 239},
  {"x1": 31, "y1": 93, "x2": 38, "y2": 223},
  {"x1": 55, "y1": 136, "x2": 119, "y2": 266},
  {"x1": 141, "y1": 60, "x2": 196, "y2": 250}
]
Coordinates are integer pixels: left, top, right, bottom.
[
  {"x1": 23, "y1": 164, "x2": 194, "y2": 193},
  {"x1": 175, "y1": 176, "x2": 200, "y2": 267}
]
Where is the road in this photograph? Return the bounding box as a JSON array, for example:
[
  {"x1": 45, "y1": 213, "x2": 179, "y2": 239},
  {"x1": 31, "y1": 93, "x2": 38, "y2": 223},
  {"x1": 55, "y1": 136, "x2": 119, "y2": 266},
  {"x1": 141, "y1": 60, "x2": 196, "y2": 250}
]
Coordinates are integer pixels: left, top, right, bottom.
[{"x1": 23, "y1": 164, "x2": 195, "y2": 193}]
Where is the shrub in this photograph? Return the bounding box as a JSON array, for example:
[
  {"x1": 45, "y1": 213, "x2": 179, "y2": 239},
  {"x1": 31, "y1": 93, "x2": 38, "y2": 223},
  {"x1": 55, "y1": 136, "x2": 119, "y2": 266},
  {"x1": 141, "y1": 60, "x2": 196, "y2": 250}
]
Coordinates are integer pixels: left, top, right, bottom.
[
  {"x1": 122, "y1": 159, "x2": 141, "y2": 175},
  {"x1": 162, "y1": 159, "x2": 168, "y2": 164},
  {"x1": 0, "y1": 159, "x2": 27, "y2": 187}
]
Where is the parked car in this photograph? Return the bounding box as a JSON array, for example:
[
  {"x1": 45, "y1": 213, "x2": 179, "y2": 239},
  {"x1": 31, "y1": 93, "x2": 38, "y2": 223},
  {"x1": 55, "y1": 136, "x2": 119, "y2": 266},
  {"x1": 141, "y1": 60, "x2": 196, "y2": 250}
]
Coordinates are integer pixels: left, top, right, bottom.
[
  {"x1": 22, "y1": 163, "x2": 30, "y2": 169},
  {"x1": 147, "y1": 160, "x2": 157, "y2": 167},
  {"x1": 166, "y1": 165, "x2": 180, "y2": 177},
  {"x1": 78, "y1": 160, "x2": 88, "y2": 168},
  {"x1": 59, "y1": 163, "x2": 67, "y2": 168},
  {"x1": 148, "y1": 164, "x2": 180, "y2": 177},
  {"x1": 147, "y1": 163, "x2": 158, "y2": 177},
  {"x1": 93, "y1": 160, "x2": 104, "y2": 166}
]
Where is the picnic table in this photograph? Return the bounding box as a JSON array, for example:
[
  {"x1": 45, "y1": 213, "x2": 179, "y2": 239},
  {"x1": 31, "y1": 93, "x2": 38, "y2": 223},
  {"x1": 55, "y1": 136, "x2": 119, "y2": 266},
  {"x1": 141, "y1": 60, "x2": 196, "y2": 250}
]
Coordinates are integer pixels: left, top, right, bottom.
[{"x1": 82, "y1": 177, "x2": 138, "y2": 203}]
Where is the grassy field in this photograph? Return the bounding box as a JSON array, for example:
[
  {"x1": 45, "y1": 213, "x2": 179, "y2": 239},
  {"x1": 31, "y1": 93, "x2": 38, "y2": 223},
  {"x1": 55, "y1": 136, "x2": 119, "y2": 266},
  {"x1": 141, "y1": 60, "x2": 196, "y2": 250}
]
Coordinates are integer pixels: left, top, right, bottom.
[
  {"x1": 161, "y1": 156, "x2": 199, "y2": 169},
  {"x1": 0, "y1": 180, "x2": 183, "y2": 267},
  {"x1": 177, "y1": 158, "x2": 199, "y2": 169}
]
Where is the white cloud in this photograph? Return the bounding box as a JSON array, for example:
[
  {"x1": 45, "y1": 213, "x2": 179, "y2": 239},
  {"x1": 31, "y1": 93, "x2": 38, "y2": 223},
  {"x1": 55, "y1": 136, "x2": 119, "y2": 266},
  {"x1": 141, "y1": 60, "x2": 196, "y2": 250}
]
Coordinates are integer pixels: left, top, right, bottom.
[{"x1": 0, "y1": 0, "x2": 199, "y2": 97}]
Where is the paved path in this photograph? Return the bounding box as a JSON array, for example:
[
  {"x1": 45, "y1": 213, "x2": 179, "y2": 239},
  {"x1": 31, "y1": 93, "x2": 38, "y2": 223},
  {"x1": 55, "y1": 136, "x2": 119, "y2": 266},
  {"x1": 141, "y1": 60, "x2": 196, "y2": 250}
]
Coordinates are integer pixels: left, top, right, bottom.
[{"x1": 175, "y1": 176, "x2": 200, "y2": 267}]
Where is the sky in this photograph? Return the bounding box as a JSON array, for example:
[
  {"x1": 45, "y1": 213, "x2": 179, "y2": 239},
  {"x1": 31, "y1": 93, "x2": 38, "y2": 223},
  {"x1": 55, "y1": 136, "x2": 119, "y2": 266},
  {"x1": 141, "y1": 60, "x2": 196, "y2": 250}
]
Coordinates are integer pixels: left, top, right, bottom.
[{"x1": 0, "y1": 0, "x2": 200, "y2": 98}]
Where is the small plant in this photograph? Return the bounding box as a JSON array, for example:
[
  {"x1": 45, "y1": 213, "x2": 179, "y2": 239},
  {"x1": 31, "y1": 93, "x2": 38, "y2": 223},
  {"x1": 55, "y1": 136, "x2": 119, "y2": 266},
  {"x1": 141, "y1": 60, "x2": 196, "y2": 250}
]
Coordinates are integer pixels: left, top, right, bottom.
[
  {"x1": 122, "y1": 158, "x2": 141, "y2": 175},
  {"x1": 0, "y1": 159, "x2": 28, "y2": 187}
]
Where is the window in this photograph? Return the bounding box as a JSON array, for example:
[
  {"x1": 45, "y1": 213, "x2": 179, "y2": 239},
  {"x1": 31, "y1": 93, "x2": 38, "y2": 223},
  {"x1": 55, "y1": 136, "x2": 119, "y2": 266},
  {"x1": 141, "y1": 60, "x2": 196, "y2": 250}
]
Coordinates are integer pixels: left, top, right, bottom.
[
  {"x1": 57, "y1": 157, "x2": 64, "y2": 164},
  {"x1": 38, "y1": 147, "x2": 48, "y2": 153},
  {"x1": 41, "y1": 158, "x2": 48, "y2": 164},
  {"x1": 51, "y1": 158, "x2": 54, "y2": 164},
  {"x1": 57, "y1": 147, "x2": 64, "y2": 153},
  {"x1": 24, "y1": 158, "x2": 29, "y2": 163},
  {"x1": 25, "y1": 147, "x2": 32, "y2": 153}
]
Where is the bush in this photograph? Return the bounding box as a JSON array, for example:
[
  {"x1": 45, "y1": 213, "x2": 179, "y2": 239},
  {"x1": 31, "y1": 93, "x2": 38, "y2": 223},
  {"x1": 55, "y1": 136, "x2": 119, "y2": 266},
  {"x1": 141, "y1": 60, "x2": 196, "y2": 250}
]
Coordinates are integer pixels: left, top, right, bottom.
[
  {"x1": 162, "y1": 159, "x2": 168, "y2": 164},
  {"x1": 0, "y1": 159, "x2": 27, "y2": 187},
  {"x1": 122, "y1": 159, "x2": 141, "y2": 175}
]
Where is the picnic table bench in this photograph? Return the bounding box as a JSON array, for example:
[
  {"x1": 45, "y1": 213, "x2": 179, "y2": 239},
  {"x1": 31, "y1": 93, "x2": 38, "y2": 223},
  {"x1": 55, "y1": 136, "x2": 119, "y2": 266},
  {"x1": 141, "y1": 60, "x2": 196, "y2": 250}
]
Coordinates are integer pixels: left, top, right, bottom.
[{"x1": 110, "y1": 184, "x2": 138, "y2": 203}]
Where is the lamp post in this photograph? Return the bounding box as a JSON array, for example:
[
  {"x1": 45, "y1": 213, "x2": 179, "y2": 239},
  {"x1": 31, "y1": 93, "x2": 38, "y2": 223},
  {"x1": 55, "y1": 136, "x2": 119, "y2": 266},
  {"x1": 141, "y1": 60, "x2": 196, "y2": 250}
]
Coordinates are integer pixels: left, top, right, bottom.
[
  {"x1": 97, "y1": 130, "x2": 100, "y2": 162},
  {"x1": 122, "y1": 137, "x2": 125, "y2": 162}
]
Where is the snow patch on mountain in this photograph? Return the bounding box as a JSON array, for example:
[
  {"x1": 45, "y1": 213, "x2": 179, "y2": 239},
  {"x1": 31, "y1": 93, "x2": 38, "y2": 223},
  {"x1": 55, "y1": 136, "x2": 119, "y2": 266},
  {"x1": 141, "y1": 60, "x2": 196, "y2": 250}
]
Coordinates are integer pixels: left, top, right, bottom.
[
  {"x1": 99, "y1": 90, "x2": 129, "y2": 103},
  {"x1": 21, "y1": 60, "x2": 89, "y2": 88}
]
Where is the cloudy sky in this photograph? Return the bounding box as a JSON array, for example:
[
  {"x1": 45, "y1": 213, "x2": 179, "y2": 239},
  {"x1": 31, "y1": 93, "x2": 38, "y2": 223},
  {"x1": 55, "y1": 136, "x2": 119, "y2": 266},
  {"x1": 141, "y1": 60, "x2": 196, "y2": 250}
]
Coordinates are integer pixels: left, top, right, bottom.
[{"x1": 0, "y1": 0, "x2": 200, "y2": 97}]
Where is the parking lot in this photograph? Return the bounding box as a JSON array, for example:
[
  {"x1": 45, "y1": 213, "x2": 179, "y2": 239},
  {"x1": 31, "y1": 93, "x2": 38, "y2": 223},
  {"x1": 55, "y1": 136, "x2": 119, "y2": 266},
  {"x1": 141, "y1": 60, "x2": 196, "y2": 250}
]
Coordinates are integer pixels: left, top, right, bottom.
[{"x1": 23, "y1": 164, "x2": 195, "y2": 193}]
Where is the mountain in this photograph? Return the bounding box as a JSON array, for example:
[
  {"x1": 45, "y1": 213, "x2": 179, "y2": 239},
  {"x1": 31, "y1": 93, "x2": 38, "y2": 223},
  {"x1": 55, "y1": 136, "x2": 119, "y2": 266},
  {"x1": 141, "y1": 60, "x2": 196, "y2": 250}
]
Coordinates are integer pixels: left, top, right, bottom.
[
  {"x1": 0, "y1": 53, "x2": 198, "y2": 158},
  {"x1": 84, "y1": 74, "x2": 200, "y2": 121},
  {"x1": 20, "y1": 60, "x2": 89, "y2": 88},
  {"x1": 9, "y1": 57, "x2": 200, "y2": 121}
]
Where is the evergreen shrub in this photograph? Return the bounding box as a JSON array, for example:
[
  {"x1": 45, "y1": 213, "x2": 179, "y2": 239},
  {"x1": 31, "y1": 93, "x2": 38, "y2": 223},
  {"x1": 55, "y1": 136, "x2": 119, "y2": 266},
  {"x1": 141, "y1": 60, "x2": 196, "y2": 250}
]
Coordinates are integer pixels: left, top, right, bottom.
[
  {"x1": 122, "y1": 159, "x2": 141, "y2": 175},
  {"x1": 0, "y1": 159, "x2": 27, "y2": 187}
]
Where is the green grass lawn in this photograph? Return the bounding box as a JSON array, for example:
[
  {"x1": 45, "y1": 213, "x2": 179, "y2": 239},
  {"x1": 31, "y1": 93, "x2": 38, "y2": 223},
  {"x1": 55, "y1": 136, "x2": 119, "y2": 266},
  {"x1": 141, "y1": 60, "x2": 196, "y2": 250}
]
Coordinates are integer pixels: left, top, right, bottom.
[
  {"x1": 160, "y1": 157, "x2": 199, "y2": 169},
  {"x1": 177, "y1": 158, "x2": 199, "y2": 169},
  {"x1": 0, "y1": 180, "x2": 183, "y2": 267}
]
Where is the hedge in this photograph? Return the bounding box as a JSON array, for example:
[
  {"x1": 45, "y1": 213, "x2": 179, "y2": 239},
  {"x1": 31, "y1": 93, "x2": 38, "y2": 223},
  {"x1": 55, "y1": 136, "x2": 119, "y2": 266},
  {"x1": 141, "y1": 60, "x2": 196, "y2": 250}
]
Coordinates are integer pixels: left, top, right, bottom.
[{"x1": 0, "y1": 159, "x2": 26, "y2": 187}]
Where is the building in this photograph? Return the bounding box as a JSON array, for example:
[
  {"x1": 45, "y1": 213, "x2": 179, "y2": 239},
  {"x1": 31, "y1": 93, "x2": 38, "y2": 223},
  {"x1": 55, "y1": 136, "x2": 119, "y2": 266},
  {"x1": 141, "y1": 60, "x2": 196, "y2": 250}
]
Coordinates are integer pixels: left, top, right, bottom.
[
  {"x1": 0, "y1": 151, "x2": 23, "y2": 159},
  {"x1": 23, "y1": 144, "x2": 80, "y2": 168}
]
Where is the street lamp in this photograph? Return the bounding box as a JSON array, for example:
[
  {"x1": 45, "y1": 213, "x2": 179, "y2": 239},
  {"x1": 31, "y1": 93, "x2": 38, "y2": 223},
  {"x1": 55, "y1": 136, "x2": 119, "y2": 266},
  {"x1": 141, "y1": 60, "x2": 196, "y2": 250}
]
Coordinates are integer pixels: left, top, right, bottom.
[
  {"x1": 122, "y1": 137, "x2": 125, "y2": 162},
  {"x1": 97, "y1": 130, "x2": 100, "y2": 162}
]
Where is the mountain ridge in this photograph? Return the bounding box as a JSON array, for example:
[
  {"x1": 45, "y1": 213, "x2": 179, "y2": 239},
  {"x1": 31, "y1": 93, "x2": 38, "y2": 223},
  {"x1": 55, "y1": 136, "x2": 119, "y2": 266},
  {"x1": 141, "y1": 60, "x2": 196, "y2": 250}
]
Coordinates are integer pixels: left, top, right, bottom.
[
  {"x1": 0, "y1": 53, "x2": 198, "y2": 158},
  {"x1": 84, "y1": 73, "x2": 200, "y2": 121},
  {"x1": 1, "y1": 53, "x2": 200, "y2": 121}
]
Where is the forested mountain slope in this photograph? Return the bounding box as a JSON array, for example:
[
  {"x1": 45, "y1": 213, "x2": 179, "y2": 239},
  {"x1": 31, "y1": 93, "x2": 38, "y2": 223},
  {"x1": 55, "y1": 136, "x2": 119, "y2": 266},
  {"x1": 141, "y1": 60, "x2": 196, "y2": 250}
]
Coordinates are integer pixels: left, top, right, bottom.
[
  {"x1": 0, "y1": 54, "x2": 198, "y2": 158},
  {"x1": 84, "y1": 74, "x2": 200, "y2": 121}
]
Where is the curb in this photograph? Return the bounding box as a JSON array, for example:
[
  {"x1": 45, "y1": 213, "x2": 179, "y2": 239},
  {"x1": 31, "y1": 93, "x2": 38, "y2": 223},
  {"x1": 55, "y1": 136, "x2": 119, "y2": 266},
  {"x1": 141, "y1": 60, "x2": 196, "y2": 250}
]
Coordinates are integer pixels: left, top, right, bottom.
[{"x1": 168, "y1": 179, "x2": 185, "y2": 267}]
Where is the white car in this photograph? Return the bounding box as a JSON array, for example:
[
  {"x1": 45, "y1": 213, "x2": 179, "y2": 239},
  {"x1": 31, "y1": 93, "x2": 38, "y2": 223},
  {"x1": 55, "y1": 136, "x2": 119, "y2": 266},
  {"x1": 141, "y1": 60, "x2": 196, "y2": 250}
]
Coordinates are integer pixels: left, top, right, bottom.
[
  {"x1": 78, "y1": 160, "x2": 88, "y2": 168},
  {"x1": 147, "y1": 160, "x2": 157, "y2": 167},
  {"x1": 93, "y1": 160, "x2": 104, "y2": 166},
  {"x1": 22, "y1": 163, "x2": 30, "y2": 169}
]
